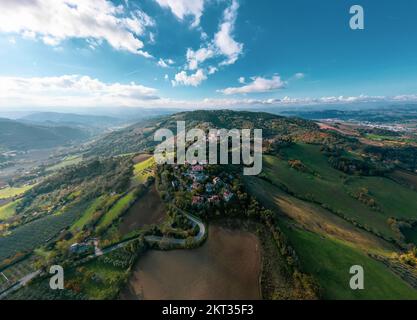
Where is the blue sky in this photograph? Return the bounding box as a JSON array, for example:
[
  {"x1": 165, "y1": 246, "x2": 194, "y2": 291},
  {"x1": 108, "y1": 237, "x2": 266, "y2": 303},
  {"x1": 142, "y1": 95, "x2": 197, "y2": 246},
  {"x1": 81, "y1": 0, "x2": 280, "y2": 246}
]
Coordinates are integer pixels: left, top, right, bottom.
[{"x1": 0, "y1": 0, "x2": 417, "y2": 110}]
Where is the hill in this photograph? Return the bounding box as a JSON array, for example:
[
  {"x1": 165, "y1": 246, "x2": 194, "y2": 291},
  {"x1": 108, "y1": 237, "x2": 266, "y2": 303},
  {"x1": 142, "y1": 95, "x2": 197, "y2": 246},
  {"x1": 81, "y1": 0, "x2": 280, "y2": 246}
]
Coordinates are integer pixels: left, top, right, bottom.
[
  {"x1": 19, "y1": 112, "x2": 124, "y2": 127},
  {"x1": 87, "y1": 110, "x2": 320, "y2": 157},
  {"x1": 0, "y1": 118, "x2": 89, "y2": 151}
]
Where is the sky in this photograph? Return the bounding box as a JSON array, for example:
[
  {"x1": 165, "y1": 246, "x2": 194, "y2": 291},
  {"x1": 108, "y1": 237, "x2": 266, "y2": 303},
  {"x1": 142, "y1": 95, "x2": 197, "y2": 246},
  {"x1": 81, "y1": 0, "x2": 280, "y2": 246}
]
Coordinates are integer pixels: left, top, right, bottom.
[{"x1": 1, "y1": 0, "x2": 417, "y2": 111}]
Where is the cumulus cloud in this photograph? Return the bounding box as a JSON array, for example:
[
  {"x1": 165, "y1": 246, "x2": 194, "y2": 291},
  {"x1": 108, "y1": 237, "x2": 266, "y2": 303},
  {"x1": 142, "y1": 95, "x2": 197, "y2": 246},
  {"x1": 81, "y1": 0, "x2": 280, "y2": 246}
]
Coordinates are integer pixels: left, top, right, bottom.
[
  {"x1": 0, "y1": 75, "x2": 159, "y2": 107},
  {"x1": 208, "y1": 66, "x2": 218, "y2": 75},
  {"x1": 0, "y1": 0, "x2": 155, "y2": 57},
  {"x1": 219, "y1": 76, "x2": 286, "y2": 95},
  {"x1": 0, "y1": 75, "x2": 413, "y2": 109},
  {"x1": 171, "y1": 69, "x2": 207, "y2": 87},
  {"x1": 173, "y1": 0, "x2": 243, "y2": 87},
  {"x1": 157, "y1": 58, "x2": 175, "y2": 68},
  {"x1": 186, "y1": 47, "x2": 215, "y2": 70},
  {"x1": 214, "y1": 0, "x2": 243, "y2": 66},
  {"x1": 154, "y1": 0, "x2": 205, "y2": 27},
  {"x1": 238, "y1": 77, "x2": 245, "y2": 84}
]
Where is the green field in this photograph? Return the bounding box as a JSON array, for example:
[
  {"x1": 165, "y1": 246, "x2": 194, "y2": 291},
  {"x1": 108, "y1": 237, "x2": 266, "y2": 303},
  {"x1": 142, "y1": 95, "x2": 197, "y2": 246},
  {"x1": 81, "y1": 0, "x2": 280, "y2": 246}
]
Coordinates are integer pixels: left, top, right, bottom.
[
  {"x1": 133, "y1": 157, "x2": 155, "y2": 184},
  {"x1": 46, "y1": 155, "x2": 82, "y2": 172},
  {"x1": 70, "y1": 196, "x2": 106, "y2": 232},
  {"x1": 0, "y1": 204, "x2": 86, "y2": 261},
  {"x1": 283, "y1": 226, "x2": 417, "y2": 300},
  {"x1": 263, "y1": 143, "x2": 417, "y2": 239},
  {"x1": 96, "y1": 192, "x2": 136, "y2": 231},
  {"x1": 0, "y1": 200, "x2": 19, "y2": 221},
  {"x1": 0, "y1": 185, "x2": 32, "y2": 200},
  {"x1": 0, "y1": 200, "x2": 20, "y2": 221}
]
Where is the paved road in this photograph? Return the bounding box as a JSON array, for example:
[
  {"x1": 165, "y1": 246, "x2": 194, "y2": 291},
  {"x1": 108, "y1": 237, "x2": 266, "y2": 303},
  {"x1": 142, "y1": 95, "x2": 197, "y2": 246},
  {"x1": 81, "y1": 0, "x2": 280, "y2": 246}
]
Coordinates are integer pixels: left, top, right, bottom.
[
  {"x1": 145, "y1": 211, "x2": 206, "y2": 246},
  {"x1": 0, "y1": 209, "x2": 206, "y2": 299}
]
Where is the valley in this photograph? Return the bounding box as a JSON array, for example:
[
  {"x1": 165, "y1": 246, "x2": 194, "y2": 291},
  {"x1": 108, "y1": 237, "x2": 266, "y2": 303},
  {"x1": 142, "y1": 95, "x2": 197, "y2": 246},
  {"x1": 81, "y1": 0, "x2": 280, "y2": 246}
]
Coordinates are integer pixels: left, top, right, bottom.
[{"x1": 1, "y1": 109, "x2": 417, "y2": 300}]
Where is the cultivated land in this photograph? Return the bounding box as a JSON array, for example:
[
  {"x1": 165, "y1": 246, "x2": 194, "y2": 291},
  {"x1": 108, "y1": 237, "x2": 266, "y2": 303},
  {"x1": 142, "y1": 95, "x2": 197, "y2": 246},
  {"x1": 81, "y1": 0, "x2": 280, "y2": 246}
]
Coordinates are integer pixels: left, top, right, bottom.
[
  {"x1": 120, "y1": 225, "x2": 261, "y2": 300},
  {"x1": 118, "y1": 186, "x2": 166, "y2": 236},
  {"x1": 0, "y1": 185, "x2": 32, "y2": 200},
  {"x1": 284, "y1": 226, "x2": 417, "y2": 300},
  {"x1": 262, "y1": 143, "x2": 417, "y2": 240},
  {"x1": 2, "y1": 109, "x2": 417, "y2": 300}
]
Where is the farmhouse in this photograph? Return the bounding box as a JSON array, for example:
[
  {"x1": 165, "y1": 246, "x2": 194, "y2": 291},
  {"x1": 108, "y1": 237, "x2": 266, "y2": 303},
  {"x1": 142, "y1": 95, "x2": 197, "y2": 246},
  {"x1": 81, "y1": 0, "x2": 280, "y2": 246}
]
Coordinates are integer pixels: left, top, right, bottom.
[{"x1": 223, "y1": 191, "x2": 234, "y2": 202}]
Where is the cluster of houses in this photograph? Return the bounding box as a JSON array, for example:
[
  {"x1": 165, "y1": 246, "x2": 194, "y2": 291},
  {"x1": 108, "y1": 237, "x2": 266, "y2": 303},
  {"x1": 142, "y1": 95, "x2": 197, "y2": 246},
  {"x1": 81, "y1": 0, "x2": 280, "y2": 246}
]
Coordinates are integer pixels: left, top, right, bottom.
[{"x1": 172, "y1": 164, "x2": 235, "y2": 208}]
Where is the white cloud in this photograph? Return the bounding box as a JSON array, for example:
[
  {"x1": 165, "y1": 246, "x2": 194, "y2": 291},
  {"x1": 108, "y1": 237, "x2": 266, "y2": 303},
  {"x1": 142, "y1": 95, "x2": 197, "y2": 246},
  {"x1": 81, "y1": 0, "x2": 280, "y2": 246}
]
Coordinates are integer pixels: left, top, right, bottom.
[
  {"x1": 164, "y1": 74, "x2": 169, "y2": 81},
  {"x1": 219, "y1": 76, "x2": 286, "y2": 95},
  {"x1": 158, "y1": 58, "x2": 175, "y2": 68},
  {"x1": 0, "y1": 75, "x2": 413, "y2": 109},
  {"x1": 0, "y1": 0, "x2": 154, "y2": 57},
  {"x1": 186, "y1": 47, "x2": 215, "y2": 70},
  {"x1": 293, "y1": 73, "x2": 305, "y2": 80},
  {"x1": 154, "y1": 0, "x2": 205, "y2": 27},
  {"x1": 238, "y1": 77, "x2": 245, "y2": 84},
  {"x1": 173, "y1": 0, "x2": 243, "y2": 87},
  {"x1": 0, "y1": 75, "x2": 159, "y2": 107},
  {"x1": 208, "y1": 66, "x2": 218, "y2": 75},
  {"x1": 214, "y1": 0, "x2": 243, "y2": 66},
  {"x1": 171, "y1": 69, "x2": 207, "y2": 87}
]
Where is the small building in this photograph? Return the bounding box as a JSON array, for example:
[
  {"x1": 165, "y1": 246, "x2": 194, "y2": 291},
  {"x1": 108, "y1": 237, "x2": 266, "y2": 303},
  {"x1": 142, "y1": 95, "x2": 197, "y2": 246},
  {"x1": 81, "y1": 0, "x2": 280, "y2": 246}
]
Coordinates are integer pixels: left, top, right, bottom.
[
  {"x1": 213, "y1": 177, "x2": 222, "y2": 185},
  {"x1": 69, "y1": 243, "x2": 93, "y2": 255},
  {"x1": 208, "y1": 195, "x2": 220, "y2": 204},
  {"x1": 192, "y1": 182, "x2": 202, "y2": 190},
  {"x1": 205, "y1": 183, "x2": 214, "y2": 194},
  {"x1": 192, "y1": 165, "x2": 204, "y2": 172},
  {"x1": 223, "y1": 191, "x2": 234, "y2": 202},
  {"x1": 192, "y1": 173, "x2": 207, "y2": 183},
  {"x1": 192, "y1": 196, "x2": 205, "y2": 206}
]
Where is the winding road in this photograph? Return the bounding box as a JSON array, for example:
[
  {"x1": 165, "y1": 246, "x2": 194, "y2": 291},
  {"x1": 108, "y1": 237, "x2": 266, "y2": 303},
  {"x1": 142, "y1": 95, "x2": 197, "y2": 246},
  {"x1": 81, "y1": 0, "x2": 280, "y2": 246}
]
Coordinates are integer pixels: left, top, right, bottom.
[{"x1": 0, "y1": 209, "x2": 206, "y2": 299}]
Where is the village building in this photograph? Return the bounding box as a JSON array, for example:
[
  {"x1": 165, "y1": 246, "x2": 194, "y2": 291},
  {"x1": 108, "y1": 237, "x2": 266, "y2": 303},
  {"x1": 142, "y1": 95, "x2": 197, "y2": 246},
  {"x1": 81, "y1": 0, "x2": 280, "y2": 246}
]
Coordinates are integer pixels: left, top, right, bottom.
[
  {"x1": 223, "y1": 191, "x2": 234, "y2": 202},
  {"x1": 192, "y1": 196, "x2": 205, "y2": 207}
]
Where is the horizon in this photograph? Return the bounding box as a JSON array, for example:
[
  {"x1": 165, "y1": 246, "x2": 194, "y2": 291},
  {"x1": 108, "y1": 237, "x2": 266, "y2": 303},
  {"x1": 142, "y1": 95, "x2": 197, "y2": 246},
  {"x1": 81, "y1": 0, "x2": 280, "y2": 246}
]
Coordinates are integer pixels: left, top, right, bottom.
[{"x1": 1, "y1": 0, "x2": 417, "y2": 111}]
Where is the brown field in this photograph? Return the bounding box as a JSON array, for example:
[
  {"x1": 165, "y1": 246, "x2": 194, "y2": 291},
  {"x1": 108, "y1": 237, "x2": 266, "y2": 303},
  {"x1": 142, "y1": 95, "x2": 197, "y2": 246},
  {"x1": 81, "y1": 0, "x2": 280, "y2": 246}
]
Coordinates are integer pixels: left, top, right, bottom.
[
  {"x1": 389, "y1": 170, "x2": 417, "y2": 191},
  {"x1": 133, "y1": 153, "x2": 152, "y2": 164},
  {"x1": 118, "y1": 185, "x2": 166, "y2": 235},
  {"x1": 120, "y1": 226, "x2": 261, "y2": 300}
]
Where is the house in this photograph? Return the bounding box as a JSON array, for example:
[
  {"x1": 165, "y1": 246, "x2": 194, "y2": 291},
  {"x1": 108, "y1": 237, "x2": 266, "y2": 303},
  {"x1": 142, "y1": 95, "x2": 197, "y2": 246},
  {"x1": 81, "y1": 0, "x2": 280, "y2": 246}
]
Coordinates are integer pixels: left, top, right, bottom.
[
  {"x1": 192, "y1": 182, "x2": 202, "y2": 190},
  {"x1": 223, "y1": 191, "x2": 234, "y2": 202},
  {"x1": 213, "y1": 177, "x2": 222, "y2": 185},
  {"x1": 192, "y1": 165, "x2": 204, "y2": 172},
  {"x1": 69, "y1": 243, "x2": 93, "y2": 255},
  {"x1": 205, "y1": 183, "x2": 214, "y2": 194},
  {"x1": 208, "y1": 195, "x2": 220, "y2": 204},
  {"x1": 192, "y1": 173, "x2": 207, "y2": 183},
  {"x1": 192, "y1": 196, "x2": 205, "y2": 206}
]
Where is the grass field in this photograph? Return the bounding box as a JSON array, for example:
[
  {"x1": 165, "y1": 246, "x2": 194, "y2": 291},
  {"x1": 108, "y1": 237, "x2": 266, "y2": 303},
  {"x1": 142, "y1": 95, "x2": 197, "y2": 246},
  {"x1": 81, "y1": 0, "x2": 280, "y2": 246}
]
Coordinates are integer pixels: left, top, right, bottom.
[
  {"x1": 96, "y1": 192, "x2": 137, "y2": 232},
  {"x1": 263, "y1": 143, "x2": 417, "y2": 239},
  {"x1": 0, "y1": 185, "x2": 32, "y2": 200},
  {"x1": 283, "y1": 226, "x2": 417, "y2": 300},
  {"x1": 70, "y1": 196, "x2": 106, "y2": 232},
  {"x1": 245, "y1": 176, "x2": 394, "y2": 254},
  {"x1": 133, "y1": 157, "x2": 155, "y2": 184},
  {"x1": 46, "y1": 155, "x2": 82, "y2": 172},
  {"x1": 0, "y1": 200, "x2": 20, "y2": 221}
]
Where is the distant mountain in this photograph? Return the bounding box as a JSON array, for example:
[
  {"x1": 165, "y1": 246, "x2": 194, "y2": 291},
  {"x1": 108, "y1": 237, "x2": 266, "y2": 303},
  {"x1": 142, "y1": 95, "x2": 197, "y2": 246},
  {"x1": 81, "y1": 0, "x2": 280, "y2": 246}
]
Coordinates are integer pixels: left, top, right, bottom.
[
  {"x1": 19, "y1": 112, "x2": 124, "y2": 127},
  {"x1": 0, "y1": 118, "x2": 89, "y2": 151}
]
